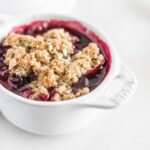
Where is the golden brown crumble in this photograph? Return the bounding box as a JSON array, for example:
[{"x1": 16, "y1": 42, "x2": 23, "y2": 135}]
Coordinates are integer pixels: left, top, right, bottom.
[
  {"x1": 3, "y1": 28, "x2": 105, "y2": 101},
  {"x1": 76, "y1": 87, "x2": 90, "y2": 97}
]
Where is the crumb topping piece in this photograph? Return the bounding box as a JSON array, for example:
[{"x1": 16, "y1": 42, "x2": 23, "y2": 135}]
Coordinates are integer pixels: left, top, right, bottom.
[{"x1": 3, "y1": 28, "x2": 105, "y2": 101}]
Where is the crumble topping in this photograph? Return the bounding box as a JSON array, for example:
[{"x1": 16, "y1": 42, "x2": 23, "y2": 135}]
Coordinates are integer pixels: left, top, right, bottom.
[{"x1": 3, "y1": 28, "x2": 105, "y2": 101}]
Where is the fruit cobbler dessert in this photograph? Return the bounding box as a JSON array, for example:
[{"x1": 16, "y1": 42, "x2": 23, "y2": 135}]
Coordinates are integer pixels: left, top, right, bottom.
[{"x1": 0, "y1": 20, "x2": 110, "y2": 101}]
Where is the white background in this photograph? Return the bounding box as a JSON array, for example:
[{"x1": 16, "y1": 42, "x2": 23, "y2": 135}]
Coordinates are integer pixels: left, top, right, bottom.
[{"x1": 0, "y1": 0, "x2": 150, "y2": 149}]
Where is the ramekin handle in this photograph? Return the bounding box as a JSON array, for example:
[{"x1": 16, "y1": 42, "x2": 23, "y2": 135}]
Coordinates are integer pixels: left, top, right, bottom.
[
  {"x1": 81, "y1": 62, "x2": 137, "y2": 109},
  {"x1": 110, "y1": 63, "x2": 137, "y2": 107}
]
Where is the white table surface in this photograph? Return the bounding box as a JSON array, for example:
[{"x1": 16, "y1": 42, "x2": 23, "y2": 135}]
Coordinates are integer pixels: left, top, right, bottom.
[{"x1": 0, "y1": 0, "x2": 150, "y2": 150}]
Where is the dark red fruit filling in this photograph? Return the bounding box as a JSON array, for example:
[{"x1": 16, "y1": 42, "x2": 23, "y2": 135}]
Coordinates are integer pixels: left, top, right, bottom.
[{"x1": 0, "y1": 20, "x2": 111, "y2": 101}]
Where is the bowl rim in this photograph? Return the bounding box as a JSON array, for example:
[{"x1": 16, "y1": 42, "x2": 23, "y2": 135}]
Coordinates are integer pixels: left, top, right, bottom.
[{"x1": 0, "y1": 13, "x2": 121, "y2": 106}]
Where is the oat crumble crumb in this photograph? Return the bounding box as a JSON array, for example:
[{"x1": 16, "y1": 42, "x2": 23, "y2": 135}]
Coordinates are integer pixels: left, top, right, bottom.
[
  {"x1": 3, "y1": 28, "x2": 105, "y2": 101},
  {"x1": 76, "y1": 87, "x2": 90, "y2": 97}
]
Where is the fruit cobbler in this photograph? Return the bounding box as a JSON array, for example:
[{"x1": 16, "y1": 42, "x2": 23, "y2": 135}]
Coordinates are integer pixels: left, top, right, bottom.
[{"x1": 0, "y1": 20, "x2": 110, "y2": 101}]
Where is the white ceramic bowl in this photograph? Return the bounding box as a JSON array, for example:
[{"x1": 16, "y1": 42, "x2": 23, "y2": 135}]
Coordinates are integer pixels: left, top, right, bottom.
[{"x1": 0, "y1": 14, "x2": 137, "y2": 135}]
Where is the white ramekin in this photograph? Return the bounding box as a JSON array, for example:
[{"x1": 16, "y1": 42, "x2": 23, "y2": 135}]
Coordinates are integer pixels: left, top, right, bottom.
[{"x1": 0, "y1": 14, "x2": 137, "y2": 135}]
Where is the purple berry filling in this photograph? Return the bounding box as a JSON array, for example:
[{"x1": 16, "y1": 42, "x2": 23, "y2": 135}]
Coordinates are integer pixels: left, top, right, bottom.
[{"x1": 0, "y1": 20, "x2": 111, "y2": 101}]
